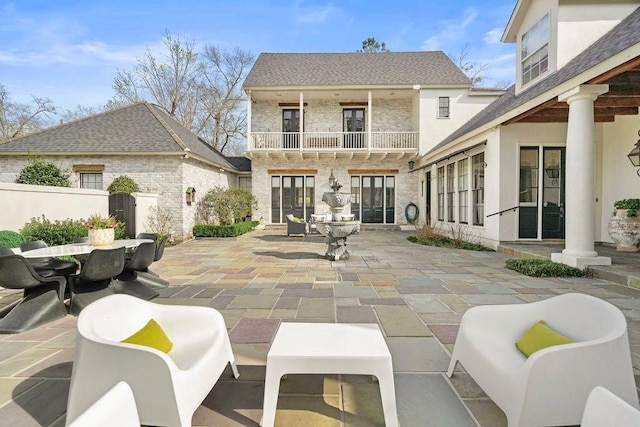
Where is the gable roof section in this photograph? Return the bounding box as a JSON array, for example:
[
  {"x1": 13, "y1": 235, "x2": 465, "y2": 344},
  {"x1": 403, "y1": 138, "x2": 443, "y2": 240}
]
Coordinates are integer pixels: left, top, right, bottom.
[
  {"x1": 428, "y1": 7, "x2": 640, "y2": 156},
  {"x1": 226, "y1": 156, "x2": 252, "y2": 172},
  {"x1": 0, "y1": 102, "x2": 237, "y2": 170},
  {"x1": 243, "y1": 52, "x2": 471, "y2": 88}
]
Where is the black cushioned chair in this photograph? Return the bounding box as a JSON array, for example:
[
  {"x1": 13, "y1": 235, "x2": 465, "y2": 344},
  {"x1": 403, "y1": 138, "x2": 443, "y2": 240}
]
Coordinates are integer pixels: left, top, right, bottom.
[
  {"x1": 134, "y1": 235, "x2": 170, "y2": 289},
  {"x1": 73, "y1": 236, "x2": 89, "y2": 244},
  {"x1": 0, "y1": 251, "x2": 67, "y2": 333},
  {"x1": 68, "y1": 247, "x2": 125, "y2": 315},
  {"x1": 286, "y1": 214, "x2": 308, "y2": 237},
  {"x1": 112, "y1": 241, "x2": 159, "y2": 300},
  {"x1": 20, "y1": 240, "x2": 78, "y2": 278}
]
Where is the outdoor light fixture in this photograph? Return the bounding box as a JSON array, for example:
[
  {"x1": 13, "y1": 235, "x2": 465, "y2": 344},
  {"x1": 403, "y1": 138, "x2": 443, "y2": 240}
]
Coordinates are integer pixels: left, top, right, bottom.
[
  {"x1": 408, "y1": 160, "x2": 415, "y2": 170},
  {"x1": 627, "y1": 130, "x2": 640, "y2": 175},
  {"x1": 328, "y1": 168, "x2": 336, "y2": 188},
  {"x1": 186, "y1": 187, "x2": 196, "y2": 204}
]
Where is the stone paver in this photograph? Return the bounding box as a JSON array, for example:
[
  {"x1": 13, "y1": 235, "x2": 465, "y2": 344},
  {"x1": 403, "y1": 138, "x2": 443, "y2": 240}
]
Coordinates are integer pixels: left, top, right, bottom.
[{"x1": 1, "y1": 229, "x2": 639, "y2": 426}]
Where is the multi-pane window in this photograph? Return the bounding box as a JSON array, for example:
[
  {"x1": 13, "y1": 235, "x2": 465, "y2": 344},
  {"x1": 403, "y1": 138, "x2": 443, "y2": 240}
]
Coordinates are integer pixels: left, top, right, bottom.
[
  {"x1": 458, "y1": 158, "x2": 468, "y2": 224},
  {"x1": 446, "y1": 163, "x2": 455, "y2": 222},
  {"x1": 521, "y1": 13, "x2": 549, "y2": 85},
  {"x1": 472, "y1": 153, "x2": 485, "y2": 226},
  {"x1": 80, "y1": 173, "x2": 103, "y2": 190},
  {"x1": 438, "y1": 97, "x2": 450, "y2": 118},
  {"x1": 238, "y1": 176, "x2": 251, "y2": 192},
  {"x1": 437, "y1": 167, "x2": 445, "y2": 221}
]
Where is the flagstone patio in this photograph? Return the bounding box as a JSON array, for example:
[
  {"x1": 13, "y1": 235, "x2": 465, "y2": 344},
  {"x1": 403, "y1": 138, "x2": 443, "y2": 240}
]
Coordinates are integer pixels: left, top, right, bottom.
[{"x1": 0, "y1": 229, "x2": 639, "y2": 426}]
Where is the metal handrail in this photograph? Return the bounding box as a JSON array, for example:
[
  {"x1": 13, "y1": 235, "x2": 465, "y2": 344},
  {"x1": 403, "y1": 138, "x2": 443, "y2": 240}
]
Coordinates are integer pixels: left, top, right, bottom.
[{"x1": 486, "y1": 206, "x2": 519, "y2": 218}]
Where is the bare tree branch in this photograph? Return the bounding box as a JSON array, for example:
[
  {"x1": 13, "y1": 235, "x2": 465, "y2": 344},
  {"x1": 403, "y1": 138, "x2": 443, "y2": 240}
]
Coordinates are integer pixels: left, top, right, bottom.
[{"x1": 0, "y1": 84, "x2": 56, "y2": 142}]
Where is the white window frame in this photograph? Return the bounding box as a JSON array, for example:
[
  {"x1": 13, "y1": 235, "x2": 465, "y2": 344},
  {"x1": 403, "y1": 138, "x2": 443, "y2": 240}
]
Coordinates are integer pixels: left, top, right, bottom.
[
  {"x1": 438, "y1": 97, "x2": 450, "y2": 119},
  {"x1": 521, "y1": 13, "x2": 550, "y2": 86}
]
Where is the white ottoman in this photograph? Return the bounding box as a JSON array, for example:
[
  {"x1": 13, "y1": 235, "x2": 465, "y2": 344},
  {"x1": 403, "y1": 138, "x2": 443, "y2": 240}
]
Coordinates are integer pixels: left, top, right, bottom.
[{"x1": 261, "y1": 322, "x2": 398, "y2": 427}]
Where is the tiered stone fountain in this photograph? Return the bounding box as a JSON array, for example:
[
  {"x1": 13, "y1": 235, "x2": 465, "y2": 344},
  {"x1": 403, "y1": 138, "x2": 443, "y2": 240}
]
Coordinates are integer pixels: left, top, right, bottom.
[{"x1": 316, "y1": 170, "x2": 360, "y2": 261}]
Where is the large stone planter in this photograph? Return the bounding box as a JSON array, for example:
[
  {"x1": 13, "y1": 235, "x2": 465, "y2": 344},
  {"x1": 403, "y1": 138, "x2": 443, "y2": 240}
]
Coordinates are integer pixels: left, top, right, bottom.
[
  {"x1": 608, "y1": 209, "x2": 640, "y2": 252},
  {"x1": 88, "y1": 228, "x2": 115, "y2": 246}
]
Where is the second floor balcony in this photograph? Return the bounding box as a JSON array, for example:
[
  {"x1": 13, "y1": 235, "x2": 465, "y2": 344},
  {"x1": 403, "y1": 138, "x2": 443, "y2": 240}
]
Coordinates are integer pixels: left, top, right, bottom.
[{"x1": 249, "y1": 131, "x2": 418, "y2": 158}]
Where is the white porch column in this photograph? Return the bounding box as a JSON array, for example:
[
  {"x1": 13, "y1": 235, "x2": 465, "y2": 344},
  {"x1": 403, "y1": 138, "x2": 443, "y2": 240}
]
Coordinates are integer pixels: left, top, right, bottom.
[
  {"x1": 246, "y1": 90, "x2": 252, "y2": 150},
  {"x1": 551, "y1": 84, "x2": 610, "y2": 269},
  {"x1": 367, "y1": 90, "x2": 372, "y2": 151},
  {"x1": 299, "y1": 92, "x2": 304, "y2": 151}
]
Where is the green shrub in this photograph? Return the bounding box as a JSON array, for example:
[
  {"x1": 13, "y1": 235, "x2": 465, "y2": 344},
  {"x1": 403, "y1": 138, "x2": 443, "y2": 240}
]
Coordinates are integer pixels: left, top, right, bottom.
[
  {"x1": 15, "y1": 158, "x2": 71, "y2": 187},
  {"x1": 193, "y1": 221, "x2": 259, "y2": 237},
  {"x1": 505, "y1": 258, "x2": 584, "y2": 277},
  {"x1": 0, "y1": 230, "x2": 26, "y2": 248},
  {"x1": 20, "y1": 215, "x2": 126, "y2": 246},
  {"x1": 613, "y1": 198, "x2": 640, "y2": 217},
  {"x1": 107, "y1": 175, "x2": 139, "y2": 194},
  {"x1": 408, "y1": 224, "x2": 492, "y2": 251},
  {"x1": 196, "y1": 186, "x2": 257, "y2": 226}
]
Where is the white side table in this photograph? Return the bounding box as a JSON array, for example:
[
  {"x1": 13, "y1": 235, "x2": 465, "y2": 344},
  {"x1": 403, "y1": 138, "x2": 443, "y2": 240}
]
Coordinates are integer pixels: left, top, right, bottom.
[{"x1": 261, "y1": 322, "x2": 398, "y2": 427}]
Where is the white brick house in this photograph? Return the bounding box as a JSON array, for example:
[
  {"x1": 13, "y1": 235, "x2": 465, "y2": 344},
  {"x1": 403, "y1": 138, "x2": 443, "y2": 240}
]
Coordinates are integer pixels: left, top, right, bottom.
[
  {"x1": 243, "y1": 52, "x2": 502, "y2": 227},
  {"x1": 415, "y1": 1, "x2": 640, "y2": 268},
  {"x1": 0, "y1": 102, "x2": 251, "y2": 240}
]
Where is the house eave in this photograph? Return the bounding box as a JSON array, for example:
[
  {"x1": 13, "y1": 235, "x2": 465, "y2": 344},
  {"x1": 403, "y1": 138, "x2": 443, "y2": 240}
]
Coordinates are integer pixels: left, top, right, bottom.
[{"x1": 502, "y1": 0, "x2": 531, "y2": 43}]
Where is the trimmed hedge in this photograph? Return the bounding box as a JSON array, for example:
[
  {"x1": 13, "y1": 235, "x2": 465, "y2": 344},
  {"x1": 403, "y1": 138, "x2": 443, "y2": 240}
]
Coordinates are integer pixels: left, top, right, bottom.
[
  {"x1": 21, "y1": 215, "x2": 126, "y2": 246},
  {"x1": 505, "y1": 258, "x2": 584, "y2": 277},
  {"x1": 0, "y1": 230, "x2": 26, "y2": 248},
  {"x1": 193, "y1": 221, "x2": 259, "y2": 238}
]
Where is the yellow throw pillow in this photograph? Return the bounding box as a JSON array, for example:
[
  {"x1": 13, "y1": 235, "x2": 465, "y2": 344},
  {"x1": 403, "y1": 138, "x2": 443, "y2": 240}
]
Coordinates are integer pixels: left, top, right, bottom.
[
  {"x1": 292, "y1": 217, "x2": 300, "y2": 223},
  {"x1": 516, "y1": 320, "x2": 574, "y2": 357},
  {"x1": 121, "y1": 319, "x2": 173, "y2": 354}
]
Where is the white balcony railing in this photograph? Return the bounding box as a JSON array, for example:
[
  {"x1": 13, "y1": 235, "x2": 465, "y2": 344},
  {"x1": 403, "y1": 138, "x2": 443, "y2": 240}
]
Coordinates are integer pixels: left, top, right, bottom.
[{"x1": 249, "y1": 132, "x2": 418, "y2": 151}]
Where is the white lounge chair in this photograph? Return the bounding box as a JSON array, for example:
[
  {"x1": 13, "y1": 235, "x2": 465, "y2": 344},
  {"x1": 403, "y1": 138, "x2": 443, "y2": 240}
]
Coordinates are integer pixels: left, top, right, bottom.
[
  {"x1": 581, "y1": 386, "x2": 640, "y2": 427},
  {"x1": 446, "y1": 293, "x2": 638, "y2": 427},
  {"x1": 67, "y1": 382, "x2": 139, "y2": 427},
  {"x1": 66, "y1": 294, "x2": 239, "y2": 427}
]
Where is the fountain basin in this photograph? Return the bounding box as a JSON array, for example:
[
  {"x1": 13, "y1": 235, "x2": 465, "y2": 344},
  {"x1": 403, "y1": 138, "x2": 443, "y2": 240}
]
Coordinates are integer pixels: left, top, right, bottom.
[{"x1": 316, "y1": 221, "x2": 360, "y2": 239}]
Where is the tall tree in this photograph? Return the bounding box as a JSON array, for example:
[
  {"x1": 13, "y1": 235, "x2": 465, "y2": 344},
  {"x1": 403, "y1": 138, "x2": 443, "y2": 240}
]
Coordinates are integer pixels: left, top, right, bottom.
[
  {"x1": 0, "y1": 84, "x2": 56, "y2": 142},
  {"x1": 111, "y1": 32, "x2": 254, "y2": 154},
  {"x1": 357, "y1": 37, "x2": 389, "y2": 53}
]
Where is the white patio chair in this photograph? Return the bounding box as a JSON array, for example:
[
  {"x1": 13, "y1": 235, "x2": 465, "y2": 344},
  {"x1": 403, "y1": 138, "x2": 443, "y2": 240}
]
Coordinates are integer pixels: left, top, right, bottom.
[
  {"x1": 581, "y1": 386, "x2": 640, "y2": 427},
  {"x1": 446, "y1": 293, "x2": 638, "y2": 427},
  {"x1": 66, "y1": 294, "x2": 239, "y2": 427},
  {"x1": 67, "y1": 382, "x2": 139, "y2": 427}
]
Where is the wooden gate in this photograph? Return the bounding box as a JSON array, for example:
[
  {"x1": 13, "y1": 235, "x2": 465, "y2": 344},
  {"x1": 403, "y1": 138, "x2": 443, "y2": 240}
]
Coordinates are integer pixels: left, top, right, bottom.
[{"x1": 108, "y1": 193, "x2": 135, "y2": 238}]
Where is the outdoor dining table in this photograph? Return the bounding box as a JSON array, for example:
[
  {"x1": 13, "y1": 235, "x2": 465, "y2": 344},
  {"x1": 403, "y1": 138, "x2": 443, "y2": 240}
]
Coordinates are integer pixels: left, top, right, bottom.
[{"x1": 12, "y1": 239, "x2": 154, "y2": 258}]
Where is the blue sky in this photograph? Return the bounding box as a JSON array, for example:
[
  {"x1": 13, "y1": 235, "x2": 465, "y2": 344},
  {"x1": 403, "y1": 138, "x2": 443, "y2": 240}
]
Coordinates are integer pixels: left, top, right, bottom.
[{"x1": 0, "y1": 0, "x2": 517, "y2": 116}]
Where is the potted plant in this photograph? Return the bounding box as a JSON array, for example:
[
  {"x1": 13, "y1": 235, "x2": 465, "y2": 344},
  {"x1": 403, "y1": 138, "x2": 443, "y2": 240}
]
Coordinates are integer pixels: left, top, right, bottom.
[
  {"x1": 607, "y1": 198, "x2": 640, "y2": 252},
  {"x1": 84, "y1": 214, "x2": 118, "y2": 246}
]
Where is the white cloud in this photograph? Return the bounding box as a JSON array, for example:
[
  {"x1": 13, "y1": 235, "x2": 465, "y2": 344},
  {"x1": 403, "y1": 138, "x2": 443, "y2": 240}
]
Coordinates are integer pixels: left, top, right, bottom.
[
  {"x1": 295, "y1": 2, "x2": 339, "y2": 24},
  {"x1": 420, "y1": 8, "x2": 478, "y2": 51},
  {"x1": 483, "y1": 28, "x2": 503, "y2": 45}
]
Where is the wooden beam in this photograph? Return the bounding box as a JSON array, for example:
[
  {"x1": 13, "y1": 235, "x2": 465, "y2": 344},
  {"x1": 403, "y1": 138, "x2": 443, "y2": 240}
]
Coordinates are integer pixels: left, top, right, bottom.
[
  {"x1": 502, "y1": 98, "x2": 559, "y2": 125},
  {"x1": 516, "y1": 115, "x2": 615, "y2": 123},
  {"x1": 73, "y1": 164, "x2": 105, "y2": 172},
  {"x1": 339, "y1": 102, "x2": 368, "y2": 106},
  {"x1": 606, "y1": 85, "x2": 640, "y2": 96},
  {"x1": 267, "y1": 169, "x2": 317, "y2": 175},
  {"x1": 594, "y1": 96, "x2": 640, "y2": 107},
  {"x1": 589, "y1": 56, "x2": 640, "y2": 84},
  {"x1": 347, "y1": 169, "x2": 399, "y2": 175},
  {"x1": 278, "y1": 102, "x2": 308, "y2": 107},
  {"x1": 594, "y1": 106, "x2": 638, "y2": 116}
]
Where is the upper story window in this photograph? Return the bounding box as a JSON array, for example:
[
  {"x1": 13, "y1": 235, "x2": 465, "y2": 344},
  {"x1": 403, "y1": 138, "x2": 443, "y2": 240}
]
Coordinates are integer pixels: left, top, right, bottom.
[
  {"x1": 438, "y1": 97, "x2": 450, "y2": 118},
  {"x1": 521, "y1": 13, "x2": 549, "y2": 86},
  {"x1": 282, "y1": 109, "x2": 300, "y2": 132}
]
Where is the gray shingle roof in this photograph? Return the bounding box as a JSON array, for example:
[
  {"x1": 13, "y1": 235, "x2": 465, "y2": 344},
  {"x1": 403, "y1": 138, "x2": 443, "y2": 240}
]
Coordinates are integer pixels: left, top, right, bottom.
[
  {"x1": 0, "y1": 102, "x2": 242, "y2": 170},
  {"x1": 243, "y1": 52, "x2": 471, "y2": 88},
  {"x1": 429, "y1": 7, "x2": 640, "y2": 155},
  {"x1": 226, "y1": 156, "x2": 252, "y2": 171}
]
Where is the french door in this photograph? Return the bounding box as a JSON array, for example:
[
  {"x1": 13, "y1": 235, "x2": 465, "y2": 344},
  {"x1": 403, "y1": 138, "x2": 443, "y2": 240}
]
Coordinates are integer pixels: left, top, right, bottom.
[
  {"x1": 518, "y1": 147, "x2": 565, "y2": 239},
  {"x1": 282, "y1": 109, "x2": 300, "y2": 149},
  {"x1": 271, "y1": 175, "x2": 315, "y2": 223},
  {"x1": 343, "y1": 108, "x2": 365, "y2": 148},
  {"x1": 350, "y1": 176, "x2": 395, "y2": 223}
]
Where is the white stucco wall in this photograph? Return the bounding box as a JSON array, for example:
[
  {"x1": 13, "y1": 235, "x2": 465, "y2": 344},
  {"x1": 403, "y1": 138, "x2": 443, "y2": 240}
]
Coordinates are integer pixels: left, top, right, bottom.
[
  {"x1": 557, "y1": 1, "x2": 638, "y2": 68},
  {"x1": 0, "y1": 182, "x2": 109, "y2": 232},
  {"x1": 418, "y1": 88, "x2": 501, "y2": 154},
  {"x1": 600, "y1": 115, "x2": 640, "y2": 244}
]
